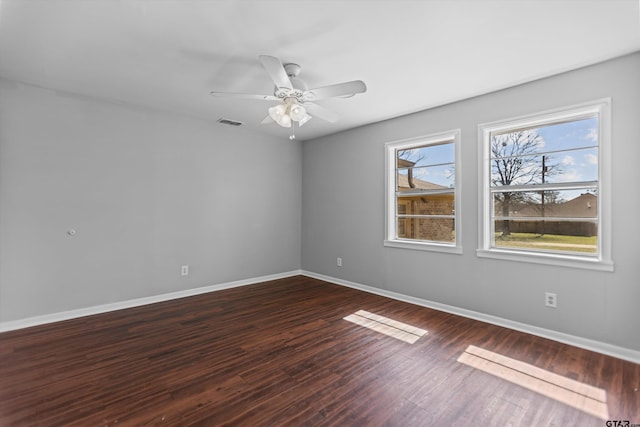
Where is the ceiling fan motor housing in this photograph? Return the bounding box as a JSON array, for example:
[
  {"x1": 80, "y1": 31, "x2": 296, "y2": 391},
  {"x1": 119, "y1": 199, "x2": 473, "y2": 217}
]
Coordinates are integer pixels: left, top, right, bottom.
[
  {"x1": 274, "y1": 62, "x2": 308, "y2": 101},
  {"x1": 283, "y1": 63, "x2": 301, "y2": 78},
  {"x1": 275, "y1": 87, "x2": 305, "y2": 101}
]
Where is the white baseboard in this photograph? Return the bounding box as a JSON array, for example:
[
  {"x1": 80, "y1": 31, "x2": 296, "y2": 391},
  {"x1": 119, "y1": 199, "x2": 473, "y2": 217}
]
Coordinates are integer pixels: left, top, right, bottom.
[
  {"x1": 0, "y1": 270, "x2": 303, "y2": 333},
  {"x1": 301, "y1": 270, "x2": 640, "y2": 364}
]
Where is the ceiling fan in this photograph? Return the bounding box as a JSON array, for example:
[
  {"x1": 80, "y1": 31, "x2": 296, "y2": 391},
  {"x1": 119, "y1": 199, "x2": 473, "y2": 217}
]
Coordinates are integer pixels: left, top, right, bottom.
[{"x1": 211, "y1": 55, "x2": 367, "y2": 139}]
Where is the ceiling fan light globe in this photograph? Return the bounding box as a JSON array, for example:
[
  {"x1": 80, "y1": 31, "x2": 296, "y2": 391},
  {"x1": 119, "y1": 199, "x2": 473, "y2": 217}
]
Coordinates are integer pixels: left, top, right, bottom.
[
  {"x1": 277, "y1": 114, "x2": 292, "y2": 128},
  {"x1": 269, "y1": 104, "x2": 292, "y2": 127},
  {"x1": 289, "y1": 104, "x2": 307, "y2": 121},
  {"x1": 268, "y1": 103, "x2": 287, "y2": 120}
]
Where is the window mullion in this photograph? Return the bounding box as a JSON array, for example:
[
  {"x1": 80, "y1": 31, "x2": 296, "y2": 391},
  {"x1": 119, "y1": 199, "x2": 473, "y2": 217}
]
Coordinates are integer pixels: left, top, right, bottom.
[{"x1": 490, "y1": 181, "x2": 598, "y2": 193}]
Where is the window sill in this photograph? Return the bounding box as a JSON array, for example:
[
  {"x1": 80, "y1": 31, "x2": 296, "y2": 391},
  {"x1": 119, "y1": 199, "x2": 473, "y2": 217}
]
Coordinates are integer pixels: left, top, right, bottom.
[
  {"x1": 384, "y1": 239, "x2": 463, "y2": 254},
  {"x1": 476, "y1": 248, "x2": 614, "y2": 272}
]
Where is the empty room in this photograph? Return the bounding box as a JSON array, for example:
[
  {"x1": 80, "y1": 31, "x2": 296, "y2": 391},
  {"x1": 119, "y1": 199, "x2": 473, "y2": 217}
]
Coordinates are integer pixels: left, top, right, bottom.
[{"x1": 1, "y1": 0, "x2": 639, "y2": 425}]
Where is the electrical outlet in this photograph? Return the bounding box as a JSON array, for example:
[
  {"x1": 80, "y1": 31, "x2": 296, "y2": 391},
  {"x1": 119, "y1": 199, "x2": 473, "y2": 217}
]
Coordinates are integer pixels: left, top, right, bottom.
[
  {"x1": 545, "y1": 292, "x2": 557, "y2": 308},
  {"x1": 181, "y1": 265, "x2": 189, "y2": 276},
  {"x1": 337, "y1": 257, "x2": 342, "y2": 267}
]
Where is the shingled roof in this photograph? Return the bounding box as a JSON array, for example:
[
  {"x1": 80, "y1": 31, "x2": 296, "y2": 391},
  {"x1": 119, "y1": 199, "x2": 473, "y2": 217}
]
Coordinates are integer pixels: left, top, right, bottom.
[
  {"x1": 397, "y1": 174, "x2": 449, "y2": 191},
  {"x1": 508, "y1": 193, "x2": 597, "y2": 218},
  {"x1": 397, "y1": 158, "x2": 450, "y2": 191}
]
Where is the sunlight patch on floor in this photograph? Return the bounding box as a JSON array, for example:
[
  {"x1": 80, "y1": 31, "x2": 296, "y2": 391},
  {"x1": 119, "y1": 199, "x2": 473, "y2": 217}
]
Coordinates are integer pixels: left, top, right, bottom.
[
  {"x1": 343, "y1": 310, "x2": 427, "y2": 344},
  {"x1": 457, "y1": 345, "x2": 609, "y2": 420}
]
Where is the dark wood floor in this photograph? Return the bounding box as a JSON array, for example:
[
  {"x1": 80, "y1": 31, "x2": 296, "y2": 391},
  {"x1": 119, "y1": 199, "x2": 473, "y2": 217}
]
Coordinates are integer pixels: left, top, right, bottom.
[{"x1": 1, "y1": 275, "x2": 638, "y2": 426}]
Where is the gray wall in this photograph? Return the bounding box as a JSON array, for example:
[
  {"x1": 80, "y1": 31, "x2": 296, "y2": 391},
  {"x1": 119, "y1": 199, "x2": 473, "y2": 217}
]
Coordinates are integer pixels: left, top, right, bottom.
[
  {"x1": 0, "y1": 80, "x2": 302, "y2": 322},
  {"x1": 301, "y1": 52, "x2": 640, "y2": 352}
]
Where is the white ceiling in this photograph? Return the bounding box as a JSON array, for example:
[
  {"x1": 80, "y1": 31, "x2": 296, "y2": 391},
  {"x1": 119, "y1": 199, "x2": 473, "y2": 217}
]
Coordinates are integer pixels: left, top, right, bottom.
[{"x1": 1, "y1": 0, "x2": 639, "y2": 141}]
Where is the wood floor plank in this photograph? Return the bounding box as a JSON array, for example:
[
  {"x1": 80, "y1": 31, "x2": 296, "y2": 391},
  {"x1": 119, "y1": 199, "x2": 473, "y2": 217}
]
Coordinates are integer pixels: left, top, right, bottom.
[{"x1": 1, "y1": 275, "x2": 638, "y2": 426}]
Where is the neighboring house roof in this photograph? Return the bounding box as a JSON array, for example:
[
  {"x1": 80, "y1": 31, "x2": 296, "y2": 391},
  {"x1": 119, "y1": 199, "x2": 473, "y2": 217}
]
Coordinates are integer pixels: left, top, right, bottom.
[
  {"x1": 397, "y1": 158, "x2": 415, "y2": 168},
  {"x1": 397, "y1": 157, "x2": 450, "y2": 191},
  {"x1": 397, "y1": 174, "x2": 449, "y2": 191},
  {"x1": 507, "y1": 193, "x2": 597, "y2": 218}
]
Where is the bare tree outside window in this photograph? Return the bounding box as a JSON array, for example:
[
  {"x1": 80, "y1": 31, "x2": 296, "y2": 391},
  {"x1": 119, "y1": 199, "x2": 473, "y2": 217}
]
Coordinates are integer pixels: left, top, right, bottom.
[{"x1": 491, "y1": 130, "x2": 560, "y2": 236}]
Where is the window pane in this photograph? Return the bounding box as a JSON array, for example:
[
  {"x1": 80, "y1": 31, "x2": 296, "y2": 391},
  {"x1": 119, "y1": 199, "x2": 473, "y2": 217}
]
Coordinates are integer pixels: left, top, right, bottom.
[
  {"x1": 397, "y1": 142, "x2": 454, "y2": 168},
  {"x1": 397, "y1": 217, "x2": 455, "y2": 242},
  {"x1": 492, "y1": 189, "x2": 597, "y2": 254},
  {"x1": 537, "y1": 117, "x2": 599, "y2": 151},
  {"x1": 493, "y1": 224, "x2": 597, "y2": 253},
  {"x1": 397, "y1": 165, "x2": 455, "y2": 191},
  {"x1": 491, "y1": 117, "x2": 598, "y2": 157},
  {"x1": 490, "y1": 148, "x2": 598, "y2": 187},
  {"x1": 398, "y1": 195, "x2": 455, "y2": 216}
]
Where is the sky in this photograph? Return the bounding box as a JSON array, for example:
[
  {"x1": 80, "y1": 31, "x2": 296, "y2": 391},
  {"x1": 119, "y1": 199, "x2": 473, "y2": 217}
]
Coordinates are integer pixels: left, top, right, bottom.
[
  {"x1": 397, "y1": 116, "x2": 599, "y2": 197},
  {"x1": 534, "y1": 117, "x2": 599, "y2": 184}
]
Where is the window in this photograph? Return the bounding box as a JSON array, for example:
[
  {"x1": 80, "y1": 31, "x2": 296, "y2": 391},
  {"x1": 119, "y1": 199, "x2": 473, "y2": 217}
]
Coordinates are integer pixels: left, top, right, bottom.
[
  {"x1": 478, "y1": 99, "x2": 613, "y2": 271},
  {"x1": 385, "y1": 130, "x2": 461, "y2": 253}
]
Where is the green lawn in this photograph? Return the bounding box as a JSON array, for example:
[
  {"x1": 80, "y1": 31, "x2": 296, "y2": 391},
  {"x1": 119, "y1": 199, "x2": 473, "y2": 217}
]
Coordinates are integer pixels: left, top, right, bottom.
[{"x1": 494, "y1": 232, "x2": 597, "y2": 253}]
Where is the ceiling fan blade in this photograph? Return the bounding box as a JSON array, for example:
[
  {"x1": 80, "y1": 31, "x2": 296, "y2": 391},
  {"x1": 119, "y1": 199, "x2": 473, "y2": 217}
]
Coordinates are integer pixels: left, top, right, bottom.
[
  {"x1": 258, "y1": 55, "x2": 293, "y2": 90},
  {"x1": 305, "y1": 102, "x2": 339, "y2": 123},
  {"x1": 210, "y1": 91, "x2": 279, "y2": 101},
  {"x1": 305, "y1": 80, "x2": 367, "y2": 101},
  {"x1": 261, "y1": 115, "x2": 274, "y2": 125}
]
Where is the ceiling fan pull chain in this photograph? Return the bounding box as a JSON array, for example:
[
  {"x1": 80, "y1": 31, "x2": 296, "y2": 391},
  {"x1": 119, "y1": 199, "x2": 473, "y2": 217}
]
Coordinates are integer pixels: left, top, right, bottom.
[{"x1": 289, "y1": 122, "x2": 296, "y2": 140}]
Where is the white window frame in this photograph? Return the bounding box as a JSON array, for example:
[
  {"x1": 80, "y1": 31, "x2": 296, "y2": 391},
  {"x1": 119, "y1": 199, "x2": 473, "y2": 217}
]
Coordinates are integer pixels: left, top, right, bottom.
[
  {"x1": 477, "y1": 99, "x2": 613, "y2": 271},
  {"x1": 384, "y1": 129, "x2": 462, "y2": 254}
]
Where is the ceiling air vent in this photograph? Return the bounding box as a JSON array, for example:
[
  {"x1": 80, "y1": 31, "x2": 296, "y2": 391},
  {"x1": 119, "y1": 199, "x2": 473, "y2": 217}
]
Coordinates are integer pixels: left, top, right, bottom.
[{"x1": 217, "y1": 118, "x2": 243, "y2": 127}]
